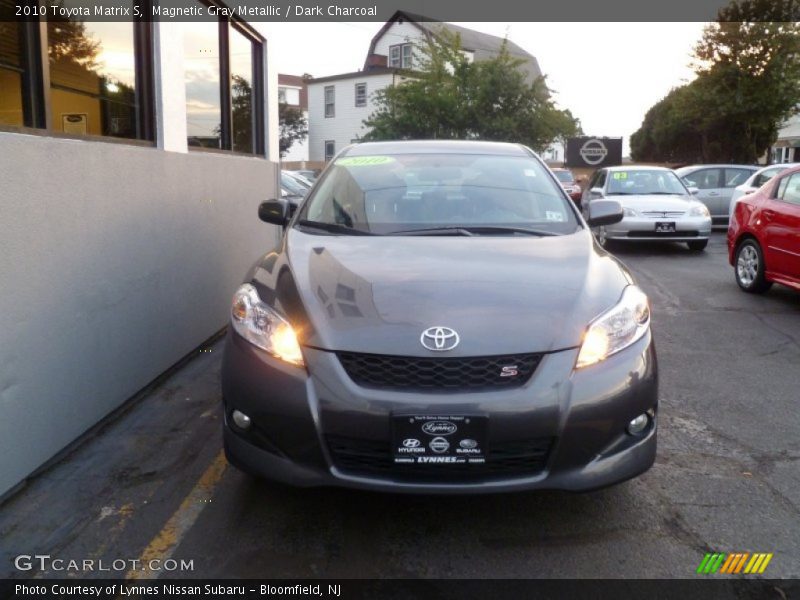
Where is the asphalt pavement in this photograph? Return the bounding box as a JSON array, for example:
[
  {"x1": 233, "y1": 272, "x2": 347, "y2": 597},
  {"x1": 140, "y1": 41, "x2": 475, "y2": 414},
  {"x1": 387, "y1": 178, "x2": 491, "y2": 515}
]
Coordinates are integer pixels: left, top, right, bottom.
[{"x1": 1, "y1": 232, "x2": 798, "y2": 580}]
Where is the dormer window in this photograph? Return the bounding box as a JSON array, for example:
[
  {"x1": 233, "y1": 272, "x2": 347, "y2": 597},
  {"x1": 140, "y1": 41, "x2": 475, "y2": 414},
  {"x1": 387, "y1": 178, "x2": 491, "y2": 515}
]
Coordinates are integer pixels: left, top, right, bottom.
[{"x1": 389, "y1": 44, "x2": 413, "y2": 69}]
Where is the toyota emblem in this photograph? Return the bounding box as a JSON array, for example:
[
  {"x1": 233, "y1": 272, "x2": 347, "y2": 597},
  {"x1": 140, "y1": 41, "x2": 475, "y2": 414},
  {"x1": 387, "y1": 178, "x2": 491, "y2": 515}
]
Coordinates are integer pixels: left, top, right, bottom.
[{"x1": 420, "y1": 326, "x2": 460, "y2": 351}]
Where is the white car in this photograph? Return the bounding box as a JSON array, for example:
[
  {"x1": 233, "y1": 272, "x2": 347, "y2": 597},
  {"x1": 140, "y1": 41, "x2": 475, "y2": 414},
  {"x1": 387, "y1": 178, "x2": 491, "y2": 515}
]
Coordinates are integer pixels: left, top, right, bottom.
[
  {"x1": 582, "y1": 166, "x2": 713, "y2": 251},
  {"x1": 729, "y1": 163, "x2": 800, "y2": 219}
]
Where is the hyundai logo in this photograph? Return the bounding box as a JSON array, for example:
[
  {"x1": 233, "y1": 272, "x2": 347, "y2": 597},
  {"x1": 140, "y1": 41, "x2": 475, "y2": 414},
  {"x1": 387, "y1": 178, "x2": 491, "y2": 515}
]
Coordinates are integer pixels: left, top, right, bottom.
[
  {"x1": 422, "y1": 421, "x2": 457, "y2": 436},
  {"x1": 402, "y1": 438, "x2": 421, "y2": 448},
  {"x1": 420, "y1": 326, "x2": 460, "y2": 351}
]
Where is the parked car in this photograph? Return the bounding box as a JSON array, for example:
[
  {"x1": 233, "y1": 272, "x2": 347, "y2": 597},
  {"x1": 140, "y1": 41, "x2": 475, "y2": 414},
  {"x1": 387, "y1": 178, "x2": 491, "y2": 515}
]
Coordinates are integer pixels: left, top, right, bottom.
[
  {"x1": 728, "y1": 164, "x2": 800, "y2": 293},
  {"x1": 280, "y1": 171, "x2": 310, "y2": 198},
  {"x1": 551, "y1": 167, "x2": 582, "y2": 205},
  {"x1": 291, "y1": 169, "x2": 319, "y2": 183},
  {"x1": 729, "y1": 163, "x2": 800, "y2": 219},
  {"x1": 581, "y1": 166, "x2": 712, "y2": 251},
  {"x1": 222, "y1": 140, "x2": 657, "y2": 493},
  {"x1": 674, "y1": 164, "x2": 759, "y2": 227}
]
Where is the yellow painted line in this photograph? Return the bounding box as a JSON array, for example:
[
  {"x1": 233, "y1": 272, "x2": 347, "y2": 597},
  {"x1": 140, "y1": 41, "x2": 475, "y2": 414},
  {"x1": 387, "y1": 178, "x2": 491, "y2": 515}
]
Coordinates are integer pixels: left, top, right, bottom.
[
  {"x1": 747, "y1": 554, "x2": 765, "y2": 574},
  {"x1": 126, "y1": 450, "x2": 227, "y2": 580},
  {"x1": 758, "y1": 553, "x2": 773, "y2": 574}
]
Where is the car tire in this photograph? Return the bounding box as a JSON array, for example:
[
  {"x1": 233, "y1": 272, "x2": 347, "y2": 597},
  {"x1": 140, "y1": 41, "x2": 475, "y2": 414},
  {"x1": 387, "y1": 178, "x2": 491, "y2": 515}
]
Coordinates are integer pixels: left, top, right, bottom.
[
  {"x1": 687, "y1": 240, "x2": 708, "y2": 251},
  {"x1": 734, "y1": 239, "x2": 772, "y2": 293}
]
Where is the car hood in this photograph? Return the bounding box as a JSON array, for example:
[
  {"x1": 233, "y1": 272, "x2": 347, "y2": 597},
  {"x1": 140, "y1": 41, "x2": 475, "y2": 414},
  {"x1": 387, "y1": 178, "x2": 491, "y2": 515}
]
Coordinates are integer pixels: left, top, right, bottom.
[
  {"x1": 253, "y1": 229, "x2": 633, "y2": 356},
  {"x1": 611, "y1": 194, "x2": 699, "y2": 213}
]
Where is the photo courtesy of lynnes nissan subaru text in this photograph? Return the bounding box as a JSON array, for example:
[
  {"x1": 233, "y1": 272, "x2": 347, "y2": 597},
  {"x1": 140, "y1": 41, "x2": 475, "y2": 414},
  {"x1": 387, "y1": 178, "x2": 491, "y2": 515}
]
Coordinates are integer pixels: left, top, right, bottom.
[{"x1": 221, "y1": 140, "x2": 657, "y2": 494}]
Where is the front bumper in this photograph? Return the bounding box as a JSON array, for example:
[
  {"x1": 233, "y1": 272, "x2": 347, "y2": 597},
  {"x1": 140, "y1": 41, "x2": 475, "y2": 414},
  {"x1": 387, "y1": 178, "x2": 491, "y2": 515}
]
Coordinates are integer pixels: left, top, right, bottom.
[
  {"x1": 221, "y1": 331, "x2": 658, "y2": 494},
  {"x1": 604, "y1": 215, "x2": 712, "y2": 242}
]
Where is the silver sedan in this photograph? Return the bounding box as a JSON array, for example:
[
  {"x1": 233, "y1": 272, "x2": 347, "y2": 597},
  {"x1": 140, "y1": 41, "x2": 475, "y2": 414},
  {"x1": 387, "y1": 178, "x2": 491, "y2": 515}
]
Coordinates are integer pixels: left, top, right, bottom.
[{"x1": 581, "y1": 166, "x2": 713, "y2": 251}]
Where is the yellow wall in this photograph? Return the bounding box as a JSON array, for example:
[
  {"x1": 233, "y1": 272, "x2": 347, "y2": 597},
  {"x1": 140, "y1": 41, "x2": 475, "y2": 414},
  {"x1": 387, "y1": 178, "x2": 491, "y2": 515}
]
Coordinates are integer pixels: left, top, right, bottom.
[
  {"x1": 0, "y1": 69, "x2": 24, "y2": 126},
  {"x1": 50, "y1": 88, "x2": 102, "y2": 136}
]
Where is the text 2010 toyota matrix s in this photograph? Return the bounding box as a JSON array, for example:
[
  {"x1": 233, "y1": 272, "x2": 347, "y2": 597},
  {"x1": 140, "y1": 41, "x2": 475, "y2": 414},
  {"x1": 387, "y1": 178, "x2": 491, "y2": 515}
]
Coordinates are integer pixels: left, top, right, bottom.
[{"x1": 222, "y1": 141, "x2": 657, "y2": 493}]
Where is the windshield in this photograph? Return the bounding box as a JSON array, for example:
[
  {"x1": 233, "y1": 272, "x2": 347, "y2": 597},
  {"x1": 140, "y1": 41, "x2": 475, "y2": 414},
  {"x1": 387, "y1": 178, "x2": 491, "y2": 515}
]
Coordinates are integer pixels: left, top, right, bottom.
[
  {"x1": 606, "y1": 169, "x2": 688, "y2": 196},
  {"x1": 297, "y1": 153, "x2": 579, "y2": 235},
  {"x1": 553, "y1": 170, "x2": 574, "y2": 183}
]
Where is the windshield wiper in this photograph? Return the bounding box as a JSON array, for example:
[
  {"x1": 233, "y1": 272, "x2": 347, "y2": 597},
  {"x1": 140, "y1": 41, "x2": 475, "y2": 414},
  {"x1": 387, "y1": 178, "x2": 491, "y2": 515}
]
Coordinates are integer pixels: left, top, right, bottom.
[
  {"x1": 392, "y1": 227, "x2": 475, "y2": 236},
  {"x1": 391, "y1": 226, "x2": 557, "y2": 237},
  {"x1": 296, "y1": 220, "x2": 378, "y2": 236}
]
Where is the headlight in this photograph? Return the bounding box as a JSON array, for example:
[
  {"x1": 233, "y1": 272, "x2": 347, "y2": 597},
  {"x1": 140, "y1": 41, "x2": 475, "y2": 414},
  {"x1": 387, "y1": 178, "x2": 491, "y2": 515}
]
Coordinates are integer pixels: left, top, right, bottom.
[
  {"x1": 231, "y1": 284, "x2": 304, "y2": 366},
  {"x1": 690, "y1": 204, "x2": 710, "y2": 217},
  {"x1": 623, "y1": 207, "x2": 638, "y2": 217},
  {"x1": 576, "y1": 286, "x2": 650, "y2": 368}
]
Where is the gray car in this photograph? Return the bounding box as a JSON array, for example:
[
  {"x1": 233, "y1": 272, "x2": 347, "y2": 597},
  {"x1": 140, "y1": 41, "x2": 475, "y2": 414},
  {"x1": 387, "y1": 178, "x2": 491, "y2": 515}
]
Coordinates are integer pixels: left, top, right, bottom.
[
  {"x1": 222, "y1": 141, "x2": 657, "y2": 493},
  {"x1": 674, "y1": 164, "x2": 758, "y2": 226},
  {"x1": 582, "y1": 166, "x2": 712, "y2": 251}
]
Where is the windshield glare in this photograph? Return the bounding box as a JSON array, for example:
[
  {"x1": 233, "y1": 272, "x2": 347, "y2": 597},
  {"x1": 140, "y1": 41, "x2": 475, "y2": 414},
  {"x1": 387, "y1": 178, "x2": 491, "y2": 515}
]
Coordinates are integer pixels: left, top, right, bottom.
[
  {"x1": 553, "y1": 170, "x2": 574, "y2": 183},
  {"x1": 607, "y1": 170, "x2": 688, "y2": 196},
  {"x1": 298, "y1": 153, "x2": 579, "y2": 235}
]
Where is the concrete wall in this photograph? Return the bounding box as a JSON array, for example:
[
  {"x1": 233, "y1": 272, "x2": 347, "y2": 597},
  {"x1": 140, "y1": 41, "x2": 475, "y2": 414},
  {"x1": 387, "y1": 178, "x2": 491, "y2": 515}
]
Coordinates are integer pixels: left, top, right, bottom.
[{"x1": 0, "y1": 131, "x2": 280, "y2": 497}]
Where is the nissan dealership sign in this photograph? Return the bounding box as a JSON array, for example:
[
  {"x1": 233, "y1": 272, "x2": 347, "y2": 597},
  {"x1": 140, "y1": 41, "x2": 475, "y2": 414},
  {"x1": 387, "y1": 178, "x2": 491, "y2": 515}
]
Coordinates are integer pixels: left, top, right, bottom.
[{"x1": 566, "y1": 137, "x2": 623, "y2": 168}]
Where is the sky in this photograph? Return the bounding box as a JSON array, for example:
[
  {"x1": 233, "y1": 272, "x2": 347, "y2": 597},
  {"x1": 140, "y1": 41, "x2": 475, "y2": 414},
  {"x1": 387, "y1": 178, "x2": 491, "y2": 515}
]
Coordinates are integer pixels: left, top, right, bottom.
[{"x1": 262, "y1": 22, "x2": 710, "y2": 155}]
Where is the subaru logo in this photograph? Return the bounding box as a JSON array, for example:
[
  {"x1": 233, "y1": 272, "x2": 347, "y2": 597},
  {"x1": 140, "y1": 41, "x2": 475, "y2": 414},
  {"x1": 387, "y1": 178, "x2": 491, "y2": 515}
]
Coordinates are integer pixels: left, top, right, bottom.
[
  {"x1": 420, "y1": 326, "x2": 460, "y2": 351},
  {"x1": 422, "y1": 421, "x2": 457, "y2": 436},
  {"x1": 402, "y1": 438, "x2": 421, "y2": 448},
  {"x1": 429, "y1": 437, "x2": 450, "y2": 453},
  {"x1": 459, "y1": 438, "x2": 478, "y2": 449}
]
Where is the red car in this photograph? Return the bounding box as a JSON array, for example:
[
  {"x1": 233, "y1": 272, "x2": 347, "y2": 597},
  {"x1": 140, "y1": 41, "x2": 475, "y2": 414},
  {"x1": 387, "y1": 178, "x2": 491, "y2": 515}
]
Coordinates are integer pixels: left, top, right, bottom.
[
  {"x1": 728, "y1": 164, "x2": 800, "y2": 293},
  {"x1": 551, "y1": 168, "x2": 583, "y2": 206}
]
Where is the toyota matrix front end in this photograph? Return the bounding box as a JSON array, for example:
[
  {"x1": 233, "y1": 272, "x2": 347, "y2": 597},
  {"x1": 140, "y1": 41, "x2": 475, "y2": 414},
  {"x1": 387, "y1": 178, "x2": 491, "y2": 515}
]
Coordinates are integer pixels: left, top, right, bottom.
[{"x1": 221, "y1": 141, "x2": 658, "y2": 493}]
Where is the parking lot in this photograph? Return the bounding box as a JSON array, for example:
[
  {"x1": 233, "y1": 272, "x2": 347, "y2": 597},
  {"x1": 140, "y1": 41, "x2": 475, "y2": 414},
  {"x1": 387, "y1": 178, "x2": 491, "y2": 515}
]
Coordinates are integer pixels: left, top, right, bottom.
[{"x1": 1, "y1": 232, "x2": 798, "y2": 580}]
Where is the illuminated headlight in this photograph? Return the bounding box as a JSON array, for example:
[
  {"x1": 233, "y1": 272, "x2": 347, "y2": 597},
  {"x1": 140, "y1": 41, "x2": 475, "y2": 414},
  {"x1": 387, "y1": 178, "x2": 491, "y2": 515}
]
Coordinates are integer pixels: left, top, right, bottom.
[
  {"x1": 231, "y1": 284, "x2": 304, "y2": 366},
  {"x1": 576, "y1": 286, "x2": 650, "y2": 368},
  {"x1": 690, "y1": 204, "x2": 710, "y2": 217},
  {"x1": 623, "y1": 207, "x2": 638, "y2": 217}
]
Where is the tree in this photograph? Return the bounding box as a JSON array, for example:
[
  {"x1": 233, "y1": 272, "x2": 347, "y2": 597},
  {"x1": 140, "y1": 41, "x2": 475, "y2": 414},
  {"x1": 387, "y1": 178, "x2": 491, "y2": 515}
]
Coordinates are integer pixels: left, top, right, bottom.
[
  {"x1": 362, "y1": 28, "x2": 581, "y2": 151},
  {"x1": 231, "y1": 75, "x2": 252, "y2": 151},
  {"x1": 631, "y1": 0, "x2": 800, "y2": 163},
  {"x1": 279, "y1": 103, "x2": 308, "y2": 157}
]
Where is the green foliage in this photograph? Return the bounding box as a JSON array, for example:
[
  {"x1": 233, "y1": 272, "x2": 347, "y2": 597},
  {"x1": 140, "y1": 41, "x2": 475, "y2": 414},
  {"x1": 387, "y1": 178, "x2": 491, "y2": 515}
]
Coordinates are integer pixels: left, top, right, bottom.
[
  {"x1": 279, "y1": 102, "x2": 308, "y2": 157},
  {"x1": 362, "y1": 29, "x2": 581, "y2": 152},
  {"x1": 631, "y1": 0, "x2": 800, "y2": 163}
]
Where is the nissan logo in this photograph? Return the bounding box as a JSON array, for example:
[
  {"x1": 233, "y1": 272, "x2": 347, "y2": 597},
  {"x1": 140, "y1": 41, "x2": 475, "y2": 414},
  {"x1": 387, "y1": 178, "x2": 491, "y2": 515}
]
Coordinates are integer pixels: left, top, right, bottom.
[
  {"x1": 420, "y1": 326, "x2": 460, "y2": 351},
  {"x1": 579, "y1": 139, "x2": 609, "y2": 166},
  {"x1": 429, "y1": 437, "x2": 450, "y2": 453},
  {"x1": 422, "y1": 421, "x2": 457, "y2": 436}
]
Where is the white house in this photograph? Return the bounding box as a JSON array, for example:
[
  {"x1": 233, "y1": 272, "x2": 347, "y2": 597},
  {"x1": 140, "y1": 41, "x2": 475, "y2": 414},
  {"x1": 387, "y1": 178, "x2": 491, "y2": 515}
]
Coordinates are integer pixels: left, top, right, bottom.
[
  {"x1": 278, "y1": 73, "x2": 309, "y2": 162},
  {"x1": 771, "y1": 113, "x2": 800, "y2": 163},
  {"x1": 307, "y1": 11, "x2": 542, "y2": 162}
]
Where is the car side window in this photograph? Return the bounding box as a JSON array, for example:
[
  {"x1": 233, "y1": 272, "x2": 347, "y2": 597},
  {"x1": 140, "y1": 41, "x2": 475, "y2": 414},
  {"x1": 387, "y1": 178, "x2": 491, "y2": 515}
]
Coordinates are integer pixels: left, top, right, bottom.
[
  {"x1": 724, "y1": 168, "x2": 752, "y2": 188},
  {"x1": 754, "y1": 168, "x2": 781, "y2": 187},
  {"x1": 692, "y1": 169, "x2": 722, "y2": 189},
  {"x1": 595, "y1": 170, "x2": 607, "y2": 190},
  {"x1": 778, "y1": 173, "x2": 800, "y2": 205}
]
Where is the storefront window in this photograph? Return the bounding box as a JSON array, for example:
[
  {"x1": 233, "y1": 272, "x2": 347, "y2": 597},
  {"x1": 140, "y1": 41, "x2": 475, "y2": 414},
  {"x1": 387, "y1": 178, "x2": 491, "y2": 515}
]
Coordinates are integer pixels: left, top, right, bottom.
[
  {"x1": 47, "y1": 9, "x2": 138, "y2": 139},
  {"x1": 0, "y1": 8, "x2": 25, "y2": 127},
  {"x1": 230, "y1": 24, "x2": 254, "y2": 153},
  {"x1": 184, "y1": 21, "x2": 222, "y2": 149}
]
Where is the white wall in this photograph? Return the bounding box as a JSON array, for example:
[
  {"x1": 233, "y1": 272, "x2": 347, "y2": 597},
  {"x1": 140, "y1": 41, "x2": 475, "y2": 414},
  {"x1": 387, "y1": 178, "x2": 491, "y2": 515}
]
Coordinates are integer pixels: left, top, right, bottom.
[
  {"x1": 282, "y1": 109, "x2": 310, "y2": 162},
  {"x1": 373, "y1": 20, "x2": 425, "y2": 65},
  {"x1": 307, "y1": 73, "x2": 397, "y2": 161}
]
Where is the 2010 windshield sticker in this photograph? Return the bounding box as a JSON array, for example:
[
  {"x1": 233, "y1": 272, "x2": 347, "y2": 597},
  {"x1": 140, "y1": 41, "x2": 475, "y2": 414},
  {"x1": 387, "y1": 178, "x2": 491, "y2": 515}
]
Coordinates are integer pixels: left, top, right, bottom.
[{"x1": 336, "y1": 156, "x2": 395, "y2": 167}]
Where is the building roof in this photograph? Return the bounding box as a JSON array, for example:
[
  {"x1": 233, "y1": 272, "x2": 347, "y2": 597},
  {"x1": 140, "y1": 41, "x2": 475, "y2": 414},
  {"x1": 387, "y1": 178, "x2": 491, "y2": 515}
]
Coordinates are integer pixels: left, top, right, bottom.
[
  {"x1": 307, "y1": 67, "x2": 402, "y2": 85},
  {"x1": 365, "y1": 11, "x2": 542, "y2": 83}
]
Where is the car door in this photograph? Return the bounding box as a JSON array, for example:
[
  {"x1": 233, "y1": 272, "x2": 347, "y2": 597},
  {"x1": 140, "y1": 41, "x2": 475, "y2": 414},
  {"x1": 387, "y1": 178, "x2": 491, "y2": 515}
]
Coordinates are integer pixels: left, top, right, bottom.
[
  {"x1": 762, "y1": 172, "x2": 800, "y2": 282},
  {"x1": 686, "y1": 168, "x2": 724, "y2": 220}
]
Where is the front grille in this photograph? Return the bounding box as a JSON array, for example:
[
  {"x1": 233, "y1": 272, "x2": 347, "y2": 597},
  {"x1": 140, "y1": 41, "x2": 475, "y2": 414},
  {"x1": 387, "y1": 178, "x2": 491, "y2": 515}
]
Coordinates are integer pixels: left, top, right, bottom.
[
  {"x1": 641, "y1": 211, "x2": 686, "y2": 218},
  {"x1": 627, "y1": 230, "x2": 700, "y2": 238},
  {"x1": 326, "y1": 435, "x2": 554, "y2": 482},
  {"x1": 337, "y1": 352, "x2": 542, "y2": 391}
]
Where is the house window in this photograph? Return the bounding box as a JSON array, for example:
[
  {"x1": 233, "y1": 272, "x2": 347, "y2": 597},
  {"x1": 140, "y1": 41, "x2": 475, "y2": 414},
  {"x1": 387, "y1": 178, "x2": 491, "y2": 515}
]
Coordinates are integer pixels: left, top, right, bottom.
[
  {"x1": 278, "y1": 88, "x2": 287, "y2": 104},
  {"x1": 389, "y1": 44, "x2": 413, "y2": 68},
  {"x1": 324, "y1": 140, "x2": 335, "y2": 161},
  {"x1": 324, "y1": 85, "x2": 335, "y2": 118},
  {"x1": 184, "y1": 17, "x2": 264, "y2": 153},
  {"x1": 0, "y1": 16, "x2": 25, "y2": 127},
  {"x1": 354, "y1": 82, "x2": 366, "y2": 107}
]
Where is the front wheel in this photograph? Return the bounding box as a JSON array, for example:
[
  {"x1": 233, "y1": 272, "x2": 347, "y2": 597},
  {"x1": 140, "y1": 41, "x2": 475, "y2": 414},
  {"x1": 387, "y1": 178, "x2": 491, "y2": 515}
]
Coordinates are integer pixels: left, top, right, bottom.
[
  {"x1": 687, "y1": 240, "x2": 708, "y2": 251},
  {"x1": 735, "y1": 239, "x2": 772, "y2": 293}
]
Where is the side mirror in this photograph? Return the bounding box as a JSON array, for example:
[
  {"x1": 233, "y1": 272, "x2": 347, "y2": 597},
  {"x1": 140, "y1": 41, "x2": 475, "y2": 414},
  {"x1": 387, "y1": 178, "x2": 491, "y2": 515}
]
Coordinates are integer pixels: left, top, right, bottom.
[
  {"x1": 587, "y1": 199, "x2": 624, "y2": 227},
  {"x1": 687, "y1": 186, "x2": 699, "y2": 195},
  {"x1": 258, "y1": 199, "x2": 289, "y2": 226},
  {"x1": 589, "y1": 187, "x2": 604, "y2": 197}
]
